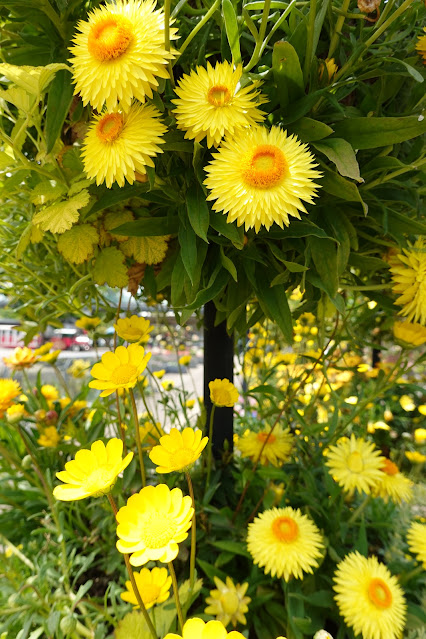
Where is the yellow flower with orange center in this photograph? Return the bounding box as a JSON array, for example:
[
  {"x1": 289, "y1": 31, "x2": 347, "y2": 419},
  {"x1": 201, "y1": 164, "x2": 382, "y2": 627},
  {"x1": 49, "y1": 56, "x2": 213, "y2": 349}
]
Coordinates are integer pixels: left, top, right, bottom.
[
  {"x1": 149, "y1": 427, "x2": 208, "y2": 473},
  {"x1": 114, "y1": 315, "x2": 153, "y2": 343},
  {"x1": 89, "y1": 343, "x2": 151, "y2": 397},
  {"x1": 205, "y1": 576, "x2": 251, "y2": 627},
  {"x1": 236, "y1": 426, "x2": 293, "y2": 467},
  {"x1": 69, "y1": 0, "x2": 177, "y2": 112},
  {"x1": 325, "y1": 434, "x2": 385, "y2": 495},
  {"x1": 407, "y1": 521, "x2": 426, "y2": 568},
  {"x1": 121, "y1": 566, "x2": 172, "y2": 609},
  {"x1": 390, "y1": 237, "x2": 426, "y2": 325},
  {"x1": 247, "y1": 506, "x2": 324, "y2": 581},
  {"x1": 3, "y1": 346, "x2": 36, "y2": 370},
  {"x1": 204, "y1": 126, "x2": 322, "y2": 232},
  {"x1": 38, "y1": 426, "x2": 61, "y2": 448},
  {"x1": 333, "y1": 552, "x2": 406, "y2": 639},
  {"x1": 209, "y1": 378, "x2": 239, "y2": 407},
  {"x1": 373, "y1": 459, "x2": 413, "y2": 504},
  {"x1": 0, "y1": 379, "x2": 22, "y2": 417}
]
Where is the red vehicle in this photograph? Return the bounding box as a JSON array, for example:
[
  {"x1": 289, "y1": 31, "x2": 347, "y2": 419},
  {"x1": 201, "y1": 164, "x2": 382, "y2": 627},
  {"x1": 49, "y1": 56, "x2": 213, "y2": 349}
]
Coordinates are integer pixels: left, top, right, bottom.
[
  {"x1": 0, "y1": 321, "x2": 42, "y2": 348},
  {"x1": 51, "y1": 328, "x2": 92, "y2": 351}
]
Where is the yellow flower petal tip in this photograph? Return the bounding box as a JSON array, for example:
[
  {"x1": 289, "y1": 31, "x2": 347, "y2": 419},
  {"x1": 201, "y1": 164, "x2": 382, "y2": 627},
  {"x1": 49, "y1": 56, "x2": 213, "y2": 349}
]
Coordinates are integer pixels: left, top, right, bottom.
[{"x1": 164, "y1": 618, "x2": 245, "y2": 639}]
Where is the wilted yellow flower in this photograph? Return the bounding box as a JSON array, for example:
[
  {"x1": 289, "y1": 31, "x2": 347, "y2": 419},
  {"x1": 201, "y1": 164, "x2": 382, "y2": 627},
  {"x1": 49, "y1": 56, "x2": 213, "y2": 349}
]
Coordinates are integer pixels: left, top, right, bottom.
[
  {"x1": 407, "y1": 521, "x2": 426, "y2": 568},
  {"x1": 390, "y1": 237, "x2": 426, "y2": 325},
  {"x1": 209, "y1": 379, "x2": 238, "y2": 407},
  {"x1": 3, "y1": 347, "x2": 36, "y2": 370},
  {"x1": 357, "y1": 0, "x2": 381, "y2": 13},
  {"x1": 75, "y1": 317, "x2": 101, "y2": 331},
  {"x1": 149, "y1": 427, "x2": 208, "y2": 473},
  {"x1": 205, "y1": 576, "x2": 251, "y2": 627},
  {"x1": 121, "y1": 566, "x2": 172, "y2": 609},
  {"x1": 405, "y1": 450, "x2": 426, "y2": 463},
  {"x1": 399, "y1": 395, "x2": 415, "y2": 411},
  {"x1": 53, "y1": 438, "x2": 133, "y2": 500},
  {"x1": 0, "y1": 379, "x2": 22, "y2": 417},
  {"x1": 164, "y1": 618, "x2": 245, "y2": 639},
  {"x1": 38, "y1": 426, "x2": 61, "y2": 448},
  {"x1": 67, "y1": 359, "x2": 90, "y2": 378},
  {"x1": 114, "y1": 315, "x2": 153, "y2": 343},
  {"x1": 373, "y1": 459, "x2": 413, "y2": 504},
  {"x1": 179, "y1": 355, "x2": 191, "y2": 366},
  {"x1": 325, "y1": 434, "x2": 385, "y2": 495},
  {"x1": 89, "y1": 343, "x2": 151, "y2": 397},
  {"x1": 414, "y1": 428, "x2": 426, "y2": 444},
  {"x1": 6, "y1": 403, "x2": 26, "y2": 423},
  {"x1": 236, "y1": 426, "x2": 293, "y2": 467},
  {"x1": 393, "y1": 320, "x2": 426, "y2": 347},
  {"x1": 41, "y1": 385, "x2": 59, "y2": 401}
]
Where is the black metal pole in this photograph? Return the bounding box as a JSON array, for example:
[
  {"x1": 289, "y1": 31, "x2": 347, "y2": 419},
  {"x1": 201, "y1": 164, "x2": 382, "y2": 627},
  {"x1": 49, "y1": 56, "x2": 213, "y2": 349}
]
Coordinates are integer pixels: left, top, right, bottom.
[{"x1": 203, "y1": 301, "x2": 234, "y2": 457}]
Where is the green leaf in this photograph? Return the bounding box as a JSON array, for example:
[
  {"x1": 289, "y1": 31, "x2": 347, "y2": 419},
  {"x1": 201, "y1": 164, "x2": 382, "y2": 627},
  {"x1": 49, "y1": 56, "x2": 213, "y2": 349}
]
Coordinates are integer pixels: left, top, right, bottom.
[
  {"x1": 219, "y1": 246, "x2": 237, "y2": 282},
  {"x1": 57, "y1": 224, "x2": 99, "y2": 264},
  {"x1": 0, "y1": 62, "x2": 70, "y2": 95},
  {"x1": 89, "y1": 183, "x2": 175, "y2": 215},
  {"x1": 178, "y1": 222, "x2": 198, "y2": 285},
  {"x1": 113, "y1": 216, "x2": 179, "y2": 237},
  {"x1": 222, "y1": 0, "x2": 241, "y2": 65},
  {"x1": 314, "y1": 138, "x2": 362, "y2": 182},
  {"x1": 210, "y1": 212, "x2": 244, "y2": 249},
  {"x1": 281, "y1": 259, "x2": 308, "y2": 272},
  {"x1": 308, "y1": 236, "x2": 339, "y2": 297},
  {"x1": 33, "y1": 189, "x2": 90, "y2": 234},
  {"x1": 186, "y1": 182, "x2": 209, "y2": 242},
  {"x1": 197, "y1": 559, "x2": 228, "y2": 582},
  {"x1": 45, "y1": 69, "x2": 74, "y2": 154},
  {"x1": 181, "y1": 269, "x2": 228, "y2": 310},
  {"x1": 272, "y1": 40, "x2": 304, "y2": 107},
  {"x1": 93, "y1": 247, "x2": 128, "y2": 288},
  {"x1": 254, "y1": 265, "x2": 293, "y2": 343},
  {"x1": 0, "y1": 86, "x2": 33, "y2": 112},
  {"x1": 210, "y1": 539, "x2": 251, "y2": 557},
  {"x1": 320, "y1": 165, "x2": 368, "y2": 214},
  {"x1": 0, "y1": 149, "x2": 14, "y2": 170},
  {"x1": 286, "y1": 117, "x2": 334, "y2": 142},
  {"x1": 331, "y1": 115, "x2": 426, "y2": 150},
  {"x1": 383, "y1": 57, "x2": 424, "y2": 83},
  {"x1": 265, "y1": 220, "x2": 330, "y2": 239},
  {"x1": 16, "y1": 224, "x2": 32, "y2": 260}
]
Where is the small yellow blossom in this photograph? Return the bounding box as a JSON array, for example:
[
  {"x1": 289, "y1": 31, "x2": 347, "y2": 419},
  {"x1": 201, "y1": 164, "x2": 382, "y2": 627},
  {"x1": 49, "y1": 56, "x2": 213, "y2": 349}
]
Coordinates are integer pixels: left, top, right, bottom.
[
  {"x1": 149, "y1": 428, "x2": 208, "y2": 473},
  {"x1": 6, "y1": 403, "x2": 26, "y2": 423},
  {"x1": 41, "y1": 385, "x2": 59, "y2": 401},
  {"x1": 414, "y1": 428, "x2": 426, "y2": 444},
  {"x1": 75, "y1": 317, "x2": 101, "y2": 331},
  {"x1": 418, "y1": 405, "x2": 426, "y2": 416},
  {"x1": 89, "y1": 344, "x2": 151, "y2": 397},
  {"x1": 179, "y1": 355, "x2": 191, "y2": 366},
  {"x1": 400, "y1": 395, "x2": 415, "y2": 411},
  {"x1": 38, "y1": 350, "x2": 61, "y2": 364},
  {"x1": 153, "y1": 369, "x2": 165, "y2": 379},
  {"x1": 405, "y1": 451, "x2": 426, "y2": 463},
  {"x1": 209, "y1": 379, "x2": 239, "y2": 407},
  {"x1": 161, "y1": 380, "x2": 175, "y2": 391},
  {"x1": 185, "y1": 399, "x2": 196, "y2": 409},
  {"x1": 121, "y1": 566, "x2": 172, "y2": 609},
  {"x1": 344, "y1": 396, "x2": 358, "y2": 405},
  {"x1": 3, "y1": 347, "x2": 37, "y2": 370},
  {"x1": 114, "y1": 315, "x2": 153, "y2": 343},
  {"x1": 67, "y1": 359, "x2": 90, "y2": 378},
  {"x1": 205, "y1": 576, "x2": 251, "y2": 627},
  {"x1": 34, "y1": 342, "x2": 53, "y2": 356},
  {"x1": 38, "y1": 426, "x2": 61, "y2": 448}
]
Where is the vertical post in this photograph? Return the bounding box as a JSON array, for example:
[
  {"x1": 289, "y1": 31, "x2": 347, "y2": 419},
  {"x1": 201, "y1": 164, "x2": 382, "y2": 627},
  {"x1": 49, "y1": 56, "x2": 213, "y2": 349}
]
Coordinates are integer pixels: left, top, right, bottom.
[{"x1": 203, "y1": 301, "x2": 234, "y2": 456}]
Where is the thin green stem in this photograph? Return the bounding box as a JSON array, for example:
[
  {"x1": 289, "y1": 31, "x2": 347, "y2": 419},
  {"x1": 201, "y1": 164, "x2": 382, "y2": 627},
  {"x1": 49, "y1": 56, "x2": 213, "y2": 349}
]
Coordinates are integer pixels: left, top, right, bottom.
[
  {"x1": 205, "y1": 404, "x2": 216, "y2": 486},
  {"x1": 178, "y1": 0, "x2": 220, "y2": 57},
  {"x1": 52, "y1": 364, "x2": 71, "y2": 398},
  {"x1": 163, "y1": 0, "x2": 175, "y2": 87},
  {"x1": 348, "y1": 495, "x2": 371, "y2": 525},
  {"x1": 129, "y1": 389, "x2": 146, "y2": 488},
  {"x1": 362, "y1": 157, "x2": 426, "y2": 190},
  {"x1": 186, "y1": 472, "x2": 196, "y2": 591},
  {"x1": 328, "y1": 0, "x2": 351, "y2": 57},
  {"x1": 303, "y1": 0, "x2": 317, "y2": 84},
  {"x1": 115, "y1": 392, "x2": 128, "y2": 456},
  {"x1": 168, "y1": 561, "x2": 184, "y2": 631},
  {"x1": 244, "y1": 0, "x2": 271, "y2": 72}
]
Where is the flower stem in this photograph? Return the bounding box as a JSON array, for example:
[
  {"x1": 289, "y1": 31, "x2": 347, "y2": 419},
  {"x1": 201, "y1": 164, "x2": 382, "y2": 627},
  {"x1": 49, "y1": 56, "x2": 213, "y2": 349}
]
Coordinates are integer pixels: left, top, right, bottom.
[
  {"x1": 303, "y1": 0, "x2": 317, "y2": 84},
  {"x1": 348, "y1": 495, "x2": 371, "y2": 525},
  {"x1": 129, "y1": 388, "x2": 146, "y2": 488},
  {"x1": 168, "y1": 560, "x2": 184, "y2": 631},
  {"x1": 205, "y1": 404, "x2": 216, "y2": 486},
  {"x1": 163, "y1": 0, "x2": 175, "y2": 87},
  {"x1": 178, "y1": 0, "x2": 220, "y2": 57},
  {"x1": 107, "y1": 495, "x2": 158, "y2": 639},
  {"x1": 115, "y1": 391, "x2": 128, "y2": 456},
  {"x1": 186, "y1": 472, "x2": 196, "y2": 591},
  {"x1": 244, "y1": 0, "x2": 271, "y2": 72},
  {"x1": 328, "y1": 0, "x2": 351, "y2": 57},
  {"x1": 52, "y1": 364, "x2": 71, "y2": 398}
]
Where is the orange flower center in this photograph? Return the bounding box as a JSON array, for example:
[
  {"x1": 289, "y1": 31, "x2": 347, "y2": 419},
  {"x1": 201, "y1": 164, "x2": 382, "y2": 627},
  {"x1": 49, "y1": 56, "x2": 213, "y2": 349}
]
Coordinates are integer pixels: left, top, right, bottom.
[
  {"x1": 382, "y1": 459, "x2": 399, "y2": 475},
  {"x1": 242, "y1": 144, "x2": 287, "y2": 189},
  {"x1": 88, "y1": 15, "x2": 133, "y2": 62},
  {"x1": 347, "y1": 451, "x2": 364, "y2": 473},
  {"x1": 257, "y1": 432, "x2": 277, "y2": 444},
  {"x1": 272, "y1": 516, "x2": 299, "y2": 543},
  {"x1": 367, "y1": 578, "x2": 393, "y2": 609},
  {"x1": 207, "y1": 84, "x2": 232, "y2": 106},
  {"x1": 110, "y1": 363, "x2": 138, "y2": 385},
  {"x1": 96, "y1": 113, "x2": 124, "y2": 143}
]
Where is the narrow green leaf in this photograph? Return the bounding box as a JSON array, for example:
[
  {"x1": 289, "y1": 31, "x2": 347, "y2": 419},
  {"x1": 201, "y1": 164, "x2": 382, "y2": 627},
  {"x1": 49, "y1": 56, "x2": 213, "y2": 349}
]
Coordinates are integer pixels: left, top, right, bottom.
[
  {"x1": 272, "y1": 40, "x2": 304, "y2": 107},
  {"x1": 210, "y1": 212, "x2": 245, "y2": 249},
  {"x1": 181, "y1": 269, "x2": 229, "y2": 310},
  {"x1": 219, "y1": 246, "x2": 237, "y2": 281},
  {"x1": 254, "y1": 265, "x2": 293, "y2": 343},
  {"x1": 222, "y1": 0, "x2": 241, "y2": 64},
  {"x1": 210, "y1": 539, "x2": 251, "y2": 557},
  {"x1": 332, "y1": 115, "x2": 426, "y2": 150},
  {"x1": 178, "y1": 223, "x2": 198, "y2": 285},
  {"x1": 313, "y1": 138, "x2": 362, "y2": 182},
  {"x1": 309, "y1": 236, "x2": 339, "y2": 297},
  {"x1": 286, "y1": 117, "x2": 334, "y2": 142},
  {"x1": 186, "y1": 182, "x2": 209, "y2": 242},
  {"x1": 320, "y1": 165, "x2": 368, "y2": 215},
  {"x1": 45, "y1": 69, "x2": 73, "y2": 154},
  {"x1": 112, "y1": 216, "x2": 179, "y2": 237}
]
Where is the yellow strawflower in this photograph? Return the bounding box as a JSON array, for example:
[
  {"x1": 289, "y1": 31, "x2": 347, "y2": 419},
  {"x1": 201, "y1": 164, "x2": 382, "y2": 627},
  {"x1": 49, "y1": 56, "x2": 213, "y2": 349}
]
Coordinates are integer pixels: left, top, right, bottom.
[
  {"x1": 6, "y1": 403, "x2": 26, "y2": 423},
  {"x1": 414, "y1": 427, "x2": 426, "y2": 444},
  {"x1": 75, "y1": 317, "x2": 101, "y2": 331},
  {"x1": 393, "y1": 320, "x2": 426, "y2": 346},
  {"x1": 236, "y1": 426, "x2": 293, "y2": 467},
  {"x1": 0, "y1": 379, "x2": 22, "y2": 416},
  {"x1": 38, "y1": 426, "x2": 61, "y2": 448},
  {"x1": 149, "y1": 427, "x2": 208, "y2": 473},
  {"x1": 415, "y1": 27, "x2": 426, "y2": 64},
  {"x1": 373, "y1": 459, "x2": 413, "y2": 504},
  {"x1": 390, "y1": 237, "x2": 426, "y2": 325},
  {"x1": 172, "y1": 61, "x2": 266, "y2": 147},
  {"x1": 82, "y1": 103, "x2": 166, "y2": 188},
  {"x1": 114, "y1": 315, "x2": 153, "y2": 343},
  {"x1": 69, "y1": 0, "x2": 177, "y2": 112},
  {"x1": 399, "y1": 395, "x2": 415, "y2": 411},
  {"x1": 209, "y1": 378, "x2": 239, "y2": 407},
  {"x1": 407, "y1": 521, "x2": 426, "y2": 568},
  {"x1": 3, "y1": 346, "x2": 36, "y2": 370},
  {"x1": 204, "y1": 126, "x2": 322, "y2": 232},
  {"x1": 325, "y1": 434, "x2": 385, "y2": 495},
  {"x1": 179, "y1": 355, "x2": 191, "y2": 366},
  {"x1": 41, "y1": 385, "x2": 59, "y2": 401},
  {"x1": 333, "y1": 552, "x2": 406, "y2": 639},
  {"x1": 205, "y1": 576, "x2": 251, "y2": 627},
  {"x1": 116, "y1": 484, "x2": 193, "y2": 566},
  {"x1": 67, "y1": 359, "x2": 90, "y2": 378},
  {"x1": 164, "y1": 618, "x2": 245, "y2": 639},
  {"x1": 405, "y1": 450, "x2": 426, "y2": 463},
  {"x1": 89, "y1": 343, "x2": 151, "y2": 397},
  {"x1": 121, "y1": 566, "x2": 172, "y2": 609},
  {"x1": 247, "y1": 506, "x2": 324, "y2": 581},
  {"x1": 53, "y1": 438, "x2": 133, "y2": 500}
]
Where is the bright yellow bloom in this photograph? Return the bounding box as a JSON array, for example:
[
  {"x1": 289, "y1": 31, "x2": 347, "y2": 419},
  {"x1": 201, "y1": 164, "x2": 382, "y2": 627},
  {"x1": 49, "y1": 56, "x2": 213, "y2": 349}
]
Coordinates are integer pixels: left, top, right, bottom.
[
  {"x1": 114, "y1": 315, "x2": 153, "y2": 343},
  {"x1": 149, "y1": 427, "x2": 208, "y2": 473},
  {"x1": 418, "y1": 405, "x2": 426, "y2": 416},
  {"x1": 414, "y1": 427, "x2": 426, "y2": 444},
  {"x1": 6, "y1": 403, "x2": 26, "y2": 423},
  {"x1": 325, "y1": 434, "x2": 385, "y2": 495},
  {"x1": 153, "y1": 369, "x2": 165, "y2": 379},
  {"x1": 407, "y1": 521, "x2": 426, "y2": 568},
  {"x1": 415, "y1": 28, "x2": 426, "y2": 64},
  {"x1": 67, "y1": 359, "x2": 90, "y2": 378},
  {"x1": 164, "y1": 618, "x2": 245, "y2": 639},
  {"x1": 34, "y1": 342, "x2": 53, "y2": 356},
  {"x1": 399, "y1": 395, "x2": 415, "y2": 411},
  {"x1": 209, "y1": 378, "x2": 239, "y2": 407},
  {"x1": 0, "y1": 379, "x2": 22, "y2": 416},
  {"x1": 185, "y1": 399, "x2": 196, "y2": 409},
  {"x1": 3, "y1": 346, "x2": 36, "y2": 370},
  {"x1": 393, "y1": 320, "x2": 426, "y2": 346},
  {"x1": 38, "y1": 426, "x2": 61, "y2": 448},
  {"x1": 405, "y1": 450, "x2": 426, "y2": 463},
  {"x1": 333, "y1": 552, "x2": 406, "y2": 639},
  {"x1": 53, "y1": 438, "x2": 133, "y2": 501},
  {"x1": 161, "y1": 380, "x2": 175, "y2": 391},
  {"x1": 75, "y1": 316, "x2": 101, "y2": 331},
  {"x1": 367, "y1": 421, "x2": 390, "y2": 434},
  {"x1": 139, "y1": 420, "x2": 164, "y2": 448},
  {"x1": 179, "y1": 355, "x2": 191, "y2": 366},
  {"x1": 236, "y1": 426, "x2": 293, "y2": 467},
  {"x1": 41, "y1": 385, "x2": 59, "y2": 401},
  {"x1": 204, "y1": 126, "x2": 322, "y2": 232},
  {"x1": 373, "y1": 459, "x2": 413, "y2": 504},
  {"x1": 38, "y1": 350, "x2": 61, "y2": 364},
  {"x1": 319, "y1": 58, "x2": 338, "y2": 82},
  {"x1": 247, "y1": 506, "x2": 324, "y2": 581},
  {"x1": 390, "y1": 237, "x2": 426, "y2": 325},
  {"x1": 82, "y1": 103, "x2": 166, "y2": 188},
  {"x1": 205, "y1": 576, "x2": 251, "y2": 627},
  {"x1": 69, "y1": 0, "x2": 177, "y2": 112},
  {"x1": 172, "y1": 61, "x2": 266, "y2": 148},
  {"x1": 89, "y1": 343, "x2": 151, "y2": 397},
  {"x1": 121, "y1": 566, "x2": 172, "y2": 609},
  {"x1": 116, "y1": 484, "x2": 194, "y2": 566}
]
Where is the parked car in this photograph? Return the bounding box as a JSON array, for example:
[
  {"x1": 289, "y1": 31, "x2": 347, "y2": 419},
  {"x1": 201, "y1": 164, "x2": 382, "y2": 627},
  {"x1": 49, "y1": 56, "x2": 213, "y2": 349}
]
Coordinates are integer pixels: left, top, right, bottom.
[{"x1": 51, "y1": 328, "x2": 92, "y2": 351}]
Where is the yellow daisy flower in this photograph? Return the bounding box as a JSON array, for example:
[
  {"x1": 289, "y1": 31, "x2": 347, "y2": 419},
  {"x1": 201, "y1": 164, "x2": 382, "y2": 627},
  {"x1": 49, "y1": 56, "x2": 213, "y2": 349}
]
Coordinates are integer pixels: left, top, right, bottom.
[
  {"x1": 121, "y1": 566, "x2": 172, "y2": 609},
  {"x1": 3, "y1": 346, "x2": 36, "y2": 370},
  {"x1": 41, "y1": 385, "x2": 59, "y2": 401},
  {"x1": 405, "y1": 450, "x2": 426, "y2": 463},
  {"x1": 205, "y1": 576, "x2": 251, "y2": 628},
  {"x1": 114, "y1": 315, "x2": 153, "y2": 343},
  {"x1": 209, "y1": 378, "x2": 239, "y2": 407},
  {"x1": 34, "y1": 342, "x2": 53, "y2": 356},
  {"x1": 415, "y1": 27, "x2": 426, "y2": 65},
  {"x1": 53, "y1": 438, "x2": 133, "y2": 501},
  {"x1": 38, "y1": 350, "x2": 61, "y2": 365},
  {"x1": 67, "y1": 359, "x2": 90, "y2": 378},
  {"x1": 82, "y1": 103, "x2": 166, "y2": 188},
  {"x1": 172, "y1": 61, "x2": 266, "y2": 147},
  {"x1": 247, "y1": 506, "x2": 324, "y2": 581},
  {"x1": 0, "y1": 379, "x2": 22, "y2": 417},
  {"x1": 69, "y1": 0, "x2": 177, "y2": 112},
  {"x1": 333, "y1": 552, "x2": 406, "y2": 639},
  {"x1": 75, "y1": 316, "x2": 101, "y2": 331},
  {"x1": 325, "y1": 434, "x2": 385, "y2": 495},
  {"x1": 116, "y1": 483, "x2": 193, "y2": 566},
  {"x1": 373, "y1": 459, "x2": 413, "y2": 504},
  {"x1": 407, "y1": 521, "x2": 426, "y2": 568},
  {"x1": 179, "y1": 355, "x2": 191, "y2": 366},
  {"x1": 204, "y1": 126, "x2": 322, "y2": 232},
  {"x1": 390, "y1": 237, "x2": 426, "y2": 325},
  {"x1": 38, "y1": 426, "x2": 61, "y2": 448},
  {"x1": 149, "y1": 427, "x2": 208, "y2": 473},
  {"x1": 399, "y1": 394, "x2": 415, "y2": 411},
  {"x1": 414, "y1": 427, "x2": 426, "y2": 444},
  {"x1": 6, "y1": 403, "x2": 26, "y2": 423},
  {"x1": 89, "y1": 343, "x2": 151, "y2": 397},
  {"x1": 161, "y1": 380, "x2": 175, "y2": 391},
  {"x1": 153, "y1": 369, "x2": 165, "y2": 379},
  {"x1": 236, "y1": 426, "x2": 293, "y2": 467},
  {"x1": 164, "y1": 618, "x2": 245, "y2": 639},
  {"x1": 393, "y1": 320, "x2": 426, "y2": 347}
]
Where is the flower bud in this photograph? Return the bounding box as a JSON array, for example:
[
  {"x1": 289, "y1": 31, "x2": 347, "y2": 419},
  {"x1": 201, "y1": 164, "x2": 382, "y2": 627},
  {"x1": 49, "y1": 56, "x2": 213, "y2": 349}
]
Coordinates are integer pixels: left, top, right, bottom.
[{"x1": 60, "y1": 615, "x2": 77, "y2": 635}]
